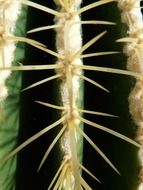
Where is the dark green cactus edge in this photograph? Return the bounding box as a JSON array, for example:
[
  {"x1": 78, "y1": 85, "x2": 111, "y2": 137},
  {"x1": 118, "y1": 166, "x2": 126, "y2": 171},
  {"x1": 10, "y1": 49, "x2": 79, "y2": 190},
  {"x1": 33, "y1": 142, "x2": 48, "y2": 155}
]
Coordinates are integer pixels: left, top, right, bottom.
[
  {"x1": 0, "y1": 1, "x2": 142, "y2": 190},
  {"x1": 0, "y1": 4, "x2": 27, "y2": 190}
]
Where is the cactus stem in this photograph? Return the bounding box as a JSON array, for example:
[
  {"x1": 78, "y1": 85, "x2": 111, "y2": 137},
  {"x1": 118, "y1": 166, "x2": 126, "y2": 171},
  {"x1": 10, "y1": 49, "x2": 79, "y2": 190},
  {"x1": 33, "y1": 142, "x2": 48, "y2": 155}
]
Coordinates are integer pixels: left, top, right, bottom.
[{"x1": 1, "y1": 0, "x2": 143, "y2": 189}]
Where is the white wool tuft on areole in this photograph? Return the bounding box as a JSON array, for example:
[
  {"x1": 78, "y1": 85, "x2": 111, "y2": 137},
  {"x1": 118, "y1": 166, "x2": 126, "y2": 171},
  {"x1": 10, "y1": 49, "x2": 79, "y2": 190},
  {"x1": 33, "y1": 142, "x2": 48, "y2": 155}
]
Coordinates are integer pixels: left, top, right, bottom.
[{"x1": 0, "y1": 0, "x2": 21, "y2": 103}]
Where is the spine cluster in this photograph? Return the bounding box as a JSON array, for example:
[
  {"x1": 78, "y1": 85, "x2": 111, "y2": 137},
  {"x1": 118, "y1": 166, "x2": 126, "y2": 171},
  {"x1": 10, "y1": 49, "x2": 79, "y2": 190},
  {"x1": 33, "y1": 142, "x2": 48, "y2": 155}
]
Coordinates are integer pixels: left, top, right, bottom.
[
  {"x1": 118, "y1": 0, "x2": 143, "y2": 188},
  {"x1": 54, "y1": 1, "x2": 83, "y2": 189}
]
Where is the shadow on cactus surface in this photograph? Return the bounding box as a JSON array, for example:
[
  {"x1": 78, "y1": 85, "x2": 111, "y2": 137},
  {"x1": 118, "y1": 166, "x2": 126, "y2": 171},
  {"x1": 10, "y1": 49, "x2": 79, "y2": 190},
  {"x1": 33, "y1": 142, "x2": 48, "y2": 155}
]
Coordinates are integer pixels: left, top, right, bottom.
[{"x1": 0, "y1": 0, "x2": 143, "y2": 190}]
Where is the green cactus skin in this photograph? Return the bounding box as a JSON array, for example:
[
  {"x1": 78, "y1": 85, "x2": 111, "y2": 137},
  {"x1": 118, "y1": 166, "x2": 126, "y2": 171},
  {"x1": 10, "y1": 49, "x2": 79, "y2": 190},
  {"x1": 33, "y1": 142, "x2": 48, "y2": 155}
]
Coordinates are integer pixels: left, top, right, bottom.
[{"x1": 0, "y1": 2, "x2": 27, "y2": 190}]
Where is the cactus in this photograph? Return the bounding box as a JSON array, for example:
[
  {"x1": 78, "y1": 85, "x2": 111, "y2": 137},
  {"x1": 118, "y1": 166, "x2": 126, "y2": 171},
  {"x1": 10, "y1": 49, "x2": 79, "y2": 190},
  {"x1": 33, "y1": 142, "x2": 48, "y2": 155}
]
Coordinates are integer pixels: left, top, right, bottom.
[{"x1": 0, "y1": 0, "x2": 143, "y2": 190}]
